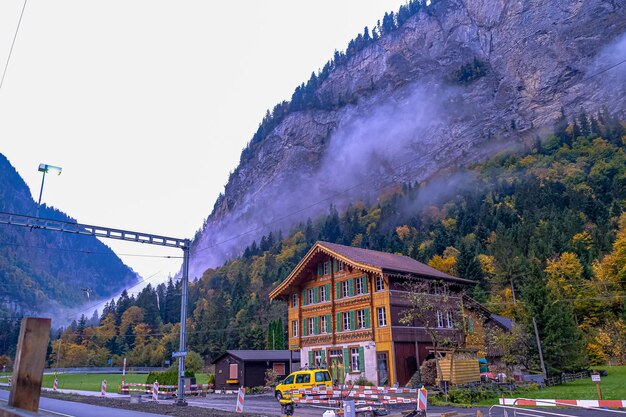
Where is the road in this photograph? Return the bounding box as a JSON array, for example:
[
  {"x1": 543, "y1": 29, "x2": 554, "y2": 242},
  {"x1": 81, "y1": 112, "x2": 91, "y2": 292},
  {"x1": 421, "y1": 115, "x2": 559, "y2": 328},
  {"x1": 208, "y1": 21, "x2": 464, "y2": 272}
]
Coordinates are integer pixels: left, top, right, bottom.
[{"x1": 0, "y1": 390, "x2": 165, "y2": 417}]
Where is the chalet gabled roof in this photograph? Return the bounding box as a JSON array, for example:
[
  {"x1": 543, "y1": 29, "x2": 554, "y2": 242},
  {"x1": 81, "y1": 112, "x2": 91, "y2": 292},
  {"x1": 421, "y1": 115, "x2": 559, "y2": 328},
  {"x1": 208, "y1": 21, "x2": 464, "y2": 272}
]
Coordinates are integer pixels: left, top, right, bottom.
[
  {"x1": 211, "y1": 350, "x2": 299, "y2": 364},
  {"x1": 269, "y1": 241, "x2": 475, "y2": 300}
]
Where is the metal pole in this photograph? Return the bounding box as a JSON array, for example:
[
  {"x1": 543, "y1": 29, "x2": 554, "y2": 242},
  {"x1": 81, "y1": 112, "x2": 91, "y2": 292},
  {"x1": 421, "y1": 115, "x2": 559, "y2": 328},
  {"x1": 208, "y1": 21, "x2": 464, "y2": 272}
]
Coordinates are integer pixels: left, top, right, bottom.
[
  {"x1": 532, "y1": 316, "x2": 547, "y2": 380},
  {"x1": 176, "y1": 240, "x2": 190, "y2": 405},
  {"x1": 35, "y1": 171, "x2": 46, "y2": 218},
  {"x1": 55, "y1": 333, "x2": 61, "y2": 371}
]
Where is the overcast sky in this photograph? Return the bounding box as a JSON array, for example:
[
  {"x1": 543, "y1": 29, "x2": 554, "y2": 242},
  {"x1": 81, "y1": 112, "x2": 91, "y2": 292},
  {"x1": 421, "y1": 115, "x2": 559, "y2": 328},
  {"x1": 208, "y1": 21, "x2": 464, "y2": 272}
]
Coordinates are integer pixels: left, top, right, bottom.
[{"x1": 0, "y1": 1, "x2": 408, "y2": 288}]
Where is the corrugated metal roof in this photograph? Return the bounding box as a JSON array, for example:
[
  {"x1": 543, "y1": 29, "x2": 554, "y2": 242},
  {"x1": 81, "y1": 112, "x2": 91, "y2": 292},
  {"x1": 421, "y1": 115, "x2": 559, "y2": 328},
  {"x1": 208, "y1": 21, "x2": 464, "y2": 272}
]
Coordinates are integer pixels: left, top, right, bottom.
[
  {"x1": 490, "y1": 314, "x2": 514, "y2": 331},
  {"x1": 213, "y1": 350, "x2": 299, "y2": 363}
]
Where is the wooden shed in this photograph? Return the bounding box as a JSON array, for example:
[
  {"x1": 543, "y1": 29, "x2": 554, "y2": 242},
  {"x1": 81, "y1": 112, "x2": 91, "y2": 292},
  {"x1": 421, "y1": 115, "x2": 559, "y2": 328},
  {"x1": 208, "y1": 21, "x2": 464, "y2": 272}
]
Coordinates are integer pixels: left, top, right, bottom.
[
  {"x1": 211, "y1": 350, "x2": 300, "y2": 390},
  {"x1": 435, "y1": 350, "x2": 480, "y2": 385}
]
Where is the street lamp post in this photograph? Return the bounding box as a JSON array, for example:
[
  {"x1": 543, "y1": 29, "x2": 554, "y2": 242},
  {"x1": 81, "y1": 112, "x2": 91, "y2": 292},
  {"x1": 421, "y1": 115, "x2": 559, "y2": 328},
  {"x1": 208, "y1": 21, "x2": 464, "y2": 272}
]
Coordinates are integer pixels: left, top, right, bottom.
[{"x1": 36, "y1": 163, "x2": 62, "y2": 218}]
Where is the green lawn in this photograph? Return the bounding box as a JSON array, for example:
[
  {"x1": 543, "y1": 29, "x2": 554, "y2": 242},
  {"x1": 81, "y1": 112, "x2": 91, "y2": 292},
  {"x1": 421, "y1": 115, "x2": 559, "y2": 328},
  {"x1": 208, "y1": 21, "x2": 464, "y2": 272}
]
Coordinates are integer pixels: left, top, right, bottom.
[
  {"x1": 40, "y1": 372, "x2": 213, "y2": 392},
  {"x1": 517, "y1": 366, "x2": 626, "y2": 401}
]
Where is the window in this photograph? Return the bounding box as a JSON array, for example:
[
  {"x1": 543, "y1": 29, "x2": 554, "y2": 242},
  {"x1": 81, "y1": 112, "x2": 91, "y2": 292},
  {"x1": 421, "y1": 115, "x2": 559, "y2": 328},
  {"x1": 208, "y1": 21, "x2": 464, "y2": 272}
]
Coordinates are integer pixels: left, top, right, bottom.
[
  {"x1": 343, "y1": 312, "x2": 351, "y2": 331},
  {"x1": 308, "y1": 288, "x2": 315, "y2": 304},
  {"x1": 468, "y1": 316, "x2": 475, "y2": 334},
  {"x1": 283, "y1": 374, "x2": 294, "y2": 384},
  {"x1": 351, "y1": 348, "x2": 360, "y2": 372},
  {"x1": 320, "y1": 315, "x2": 327, "y2": 333},
  {"x1": 316, "y1": 370, "x2": 331, "y2": 382},
  {"x1": 314, "y1": 350, "x2": 322, "y2": 367},
  {"x1": 292, "y1": 320, "x2": 298, "y2": 337},
  {"x1": 357, "y1": 310, "x2": 365, "y2": 329},
  {"x1": 446, "y1": 311, "x2": 454, "y2": 328},
  {"x1": 309, "y1": 318, "x2": 315, "y2": 335},
  {"x1": 295, "y1": 373, "x2": 310, "y2": 383},
  {"x1": 341, "y1": 281, "x2": 350, "y2": 298},
  {"x1": 323, "y1": 261, "x2": 331, "y2": 275},
  {"x1": 375, "y1": 276, "x2": 385, "y2": 291},
  {"x1": 229, "y1": 363, "x2": 238, "y2": 379},
  {"x1": 436, "y1": 310, "x2": 444, "y2": 328},
  {"x1": 273, "y1": 362, "x2": 286, "y2": 376},
  {"x1": 320, "y1": 285, "x2": 327, "y2": 302},
  {"x1": 356, "y1": 277, "x2": 363, "y2": 295},
  {"x1": 338, "y1": 261, "x2": 344, "y2": 272},
  {"x1": 292, "y1": 294, "x2": 298, "y2": 308},
  {"x1": 377, "y1": 307, "x2": 387, "y2": 327}
]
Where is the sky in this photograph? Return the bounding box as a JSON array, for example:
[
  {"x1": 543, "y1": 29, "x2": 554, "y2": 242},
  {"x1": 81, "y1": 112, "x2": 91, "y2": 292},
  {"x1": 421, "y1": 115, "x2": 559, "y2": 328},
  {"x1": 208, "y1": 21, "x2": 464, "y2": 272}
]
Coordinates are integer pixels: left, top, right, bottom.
[{"x1": 0, "y1": 0, "x2": 409, "y2": 289}]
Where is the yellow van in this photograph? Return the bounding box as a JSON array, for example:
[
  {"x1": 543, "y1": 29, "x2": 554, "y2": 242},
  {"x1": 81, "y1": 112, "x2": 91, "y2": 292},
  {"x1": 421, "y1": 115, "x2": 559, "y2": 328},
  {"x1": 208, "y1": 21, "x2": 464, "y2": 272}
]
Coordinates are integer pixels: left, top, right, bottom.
[{"x1": 274, "y1": 369, "x2": 332, "y2": 400}]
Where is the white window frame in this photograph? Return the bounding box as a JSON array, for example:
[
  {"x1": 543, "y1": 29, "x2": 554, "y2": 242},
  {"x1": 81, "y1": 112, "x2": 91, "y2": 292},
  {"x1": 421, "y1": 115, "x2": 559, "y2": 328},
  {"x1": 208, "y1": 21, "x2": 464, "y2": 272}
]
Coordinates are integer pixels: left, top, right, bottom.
[
  {"x1": 356, "y1": 277, "x2": 363, "y2": 295},
  {"x1": 351, "y1": 347, "x2": 360, "y2": 372},
  {"x1": 338, "y1": 261, "x2": 344, "y2": 272},
  {"x1": 343, "y1": 312, "x2": 351, "y2": 331},
  {"x1": 341, "y1": 281, "x2": 350, "y2": 298},
  {"x1": 308, "y1": 318, "x2": 315, "y2": 335},
  {"x1": 323, "y1": 261, "x2": 331, "y2": 275},
  {"x1": 314, "y1": 350, "x2": 322, "y2": 367},
  {"x1": 292, "y1": 320, "x2": 298, "y2": 337},
  {"x1": 320, "y1": 285, "x2": 327, "y2": 302},
  {"x1": 446, "y1": 311, "x2": 454, "y2": 329},
  {"x1": 292, "y1": 294, "x2": 298, "y2": 308},
  {"x1": 320, "y1": 315, "x2": 327, "y2": 333},
  {"x1": 436, "y1": 310, "x2": 444, "y2": 328},
  {"x1": 308, "y1": 288, "x2": 315, "y2": 304},
  {"x1": 377, "y1": 307, "x2": 387, "y2": 327},
  {"x1": 357, "y1": 309, "x2": 365, "y2": 329},
  {"x1": 375, "y1": 276, "x2": 384, "y2": 292}
]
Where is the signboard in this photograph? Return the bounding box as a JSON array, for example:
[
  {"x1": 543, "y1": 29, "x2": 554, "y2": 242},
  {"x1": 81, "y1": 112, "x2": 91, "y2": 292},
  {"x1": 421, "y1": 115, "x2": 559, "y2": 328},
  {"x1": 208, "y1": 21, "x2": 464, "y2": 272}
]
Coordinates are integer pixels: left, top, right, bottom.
[
  {"x1": 591, "y1": 374, "x2": 601, "y2": 382},
  {"x1": 172, "y1": 351, "x2": 188, "y2": 358},
  {"x1": 344, "y1": 400, "x2": 356, "y2": 417}
]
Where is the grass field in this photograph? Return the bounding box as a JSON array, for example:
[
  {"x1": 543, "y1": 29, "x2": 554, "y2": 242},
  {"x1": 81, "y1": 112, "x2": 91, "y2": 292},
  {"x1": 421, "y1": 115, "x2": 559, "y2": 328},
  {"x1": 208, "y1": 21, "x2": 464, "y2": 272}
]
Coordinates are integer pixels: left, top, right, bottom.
[
  {"x1": 516, "y1": 366, "x2": 626, "y2": 401},
  {"x1": 38, "y1": 372, "x2": 213, "y2": 392}
]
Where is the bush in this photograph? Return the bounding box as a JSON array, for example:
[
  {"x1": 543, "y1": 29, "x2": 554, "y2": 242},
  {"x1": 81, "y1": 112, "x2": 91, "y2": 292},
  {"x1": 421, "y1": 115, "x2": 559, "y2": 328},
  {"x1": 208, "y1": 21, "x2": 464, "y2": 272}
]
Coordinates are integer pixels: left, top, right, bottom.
[
  {"x1": 420, "y1": 359, "x2": 437, "y2": 386},
  {"x1": 146, "y1": 369, "x2": 194, "y2": 385},
  {"x1": 453, "y1": 58, "x2": 487, "y2": 84},
  {"x1": 353, "y1": 374, "x2": 374, "y2": 386},
  {"x1": 265, "y1": 369, "x2": 280, "y2": 387}
]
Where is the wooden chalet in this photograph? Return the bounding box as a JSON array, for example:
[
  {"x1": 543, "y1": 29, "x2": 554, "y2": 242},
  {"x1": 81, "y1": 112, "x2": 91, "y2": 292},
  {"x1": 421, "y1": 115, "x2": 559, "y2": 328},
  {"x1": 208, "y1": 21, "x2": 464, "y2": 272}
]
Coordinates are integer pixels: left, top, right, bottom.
[
  {"x1": 269, "y1": 241, "x2": 505, "y2": 387},
  {"x1": 211, "y1": 350, "x2": 300, "y2": 390}
]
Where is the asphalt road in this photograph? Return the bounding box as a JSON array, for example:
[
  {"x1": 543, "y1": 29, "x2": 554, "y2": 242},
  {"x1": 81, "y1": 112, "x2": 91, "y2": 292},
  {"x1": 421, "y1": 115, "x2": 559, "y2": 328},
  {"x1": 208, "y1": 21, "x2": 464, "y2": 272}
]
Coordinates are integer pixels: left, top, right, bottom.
[{"x1": 0, "y1": 390, "x2": 165, "y2": 417}]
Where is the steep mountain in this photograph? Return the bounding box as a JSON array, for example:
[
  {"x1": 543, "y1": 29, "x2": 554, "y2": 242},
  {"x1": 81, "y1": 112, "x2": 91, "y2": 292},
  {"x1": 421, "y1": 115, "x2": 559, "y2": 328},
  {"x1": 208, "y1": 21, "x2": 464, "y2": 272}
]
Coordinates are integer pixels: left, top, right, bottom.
[
  {"x1": 189, "y1": 0, "x2": 626, "y2": 279},
  {"x1": 0, "y1": 153, "x2": 138, "y2": 316}
]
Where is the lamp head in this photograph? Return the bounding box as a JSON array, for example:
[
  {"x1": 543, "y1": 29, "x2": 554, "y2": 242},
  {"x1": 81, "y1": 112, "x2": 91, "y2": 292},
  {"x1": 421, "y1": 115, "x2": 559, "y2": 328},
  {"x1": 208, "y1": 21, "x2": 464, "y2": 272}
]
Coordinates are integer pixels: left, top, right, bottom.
[{"x1": 38, "y1": 163, "x2": 62, "y2": 175}]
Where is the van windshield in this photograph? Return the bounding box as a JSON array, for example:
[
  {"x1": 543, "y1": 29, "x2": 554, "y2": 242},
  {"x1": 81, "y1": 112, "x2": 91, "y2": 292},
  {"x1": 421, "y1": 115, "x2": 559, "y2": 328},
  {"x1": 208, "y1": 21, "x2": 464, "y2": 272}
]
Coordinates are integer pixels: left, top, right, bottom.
[{"x1": 283, "y1": 375, "x2": 294, "y2": 384}]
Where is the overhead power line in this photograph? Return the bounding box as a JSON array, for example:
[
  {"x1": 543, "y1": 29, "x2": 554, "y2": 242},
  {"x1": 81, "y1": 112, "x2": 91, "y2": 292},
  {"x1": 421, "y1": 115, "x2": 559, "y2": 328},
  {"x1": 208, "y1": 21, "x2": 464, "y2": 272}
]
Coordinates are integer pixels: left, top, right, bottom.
[{"x1": 0, "y1": 0, "x2": 28, "y2": 92}]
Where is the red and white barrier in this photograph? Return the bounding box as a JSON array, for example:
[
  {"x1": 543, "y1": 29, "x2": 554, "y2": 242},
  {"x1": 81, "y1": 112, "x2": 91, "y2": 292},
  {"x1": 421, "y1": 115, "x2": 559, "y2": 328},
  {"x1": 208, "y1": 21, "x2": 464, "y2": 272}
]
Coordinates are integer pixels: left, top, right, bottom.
[
  {"x1": 500, "y1": 398, "x2": 626, "y2": 408},
  {"x1": 120, "y1": 383, "x2": 213, "y2": 395},
  {"x1": 101, "y1": 379, "x2": 107, "y2": 396},
  {"x1": 235, "y1": 386, "x2": 245, "y2": 413},
  {"x1": 53, "y1": 378, "x2": 58, "y2": 392},
  {"x1": 152, "y1": 381, "x2": 159, "y2": 401},
  {"x1": 8, "y1": 376, "x2": 12, "y2": 386},
  {"x1": 418, "y1": 387, "x2": 427, "y2": 411}
]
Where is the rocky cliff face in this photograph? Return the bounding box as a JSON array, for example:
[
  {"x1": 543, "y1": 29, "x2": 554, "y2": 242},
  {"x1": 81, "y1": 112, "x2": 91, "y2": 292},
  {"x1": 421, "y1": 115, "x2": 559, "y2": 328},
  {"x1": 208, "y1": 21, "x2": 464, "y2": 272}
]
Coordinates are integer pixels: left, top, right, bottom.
[{"x1": 189, "y1": 0, "x2": 626, "y2": 279}]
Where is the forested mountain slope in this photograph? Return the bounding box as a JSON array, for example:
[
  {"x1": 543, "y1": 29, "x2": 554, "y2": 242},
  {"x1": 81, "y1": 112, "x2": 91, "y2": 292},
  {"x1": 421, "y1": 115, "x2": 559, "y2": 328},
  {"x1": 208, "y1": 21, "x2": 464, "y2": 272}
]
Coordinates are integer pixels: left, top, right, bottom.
[
  {"x1": 0, "y1": 154, "x2": 138, "y2": 318},
  {"x1": 189, "y1": 0, "x2": 626, "y2": 278}
]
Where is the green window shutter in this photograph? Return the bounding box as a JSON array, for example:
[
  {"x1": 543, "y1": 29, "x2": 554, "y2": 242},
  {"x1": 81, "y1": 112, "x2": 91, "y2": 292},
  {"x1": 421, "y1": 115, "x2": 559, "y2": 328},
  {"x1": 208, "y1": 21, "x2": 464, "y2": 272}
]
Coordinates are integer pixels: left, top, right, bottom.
[
  {"x1": 336, "y1": 313, "x2": 342, "y2": 332},
  {"x1": 314, "y1": 316, "x2": 319, "y2": 335},
  {"x1": 321, "y1": 349, "x2": 326, "y2": 366},
  {"x1": 303, "y1": 318, "x2": 308, "y2": 336},
  {"x1": 336, "y1": 282, "x2": 341, "y2": 299},
  {"x1": 349, "y1": 310, "x2": 356, "y2": 330},
  {"x1": 348, "y1": 279, "x2": 355, "y2": 297},
  {"x1": 314, "y1": 287, "x2": 319, "y2": 303},
  {"x1": 362, "y1": 275, "x2": 368, "y2": 293},
  {"x1": 326, "y1": 314, "x2": 332, "y2": 333},
  {"x1": 364, "y1": 308, "x2": 371, "y2": 328},
  {"x1": 468, "y1": 316, "x2": 475, "y2": 334},
  {"x1": 302, "y1": 290, "x2": 307, "y2": 306},
  {"x1": 358, "y1": 347, "x2": 365, "y2": 372},
  {"x1": 325, "y1": 284, "x2": 330, "y2": 301},
  {"x1": 333, "y1": 259, "x2": 337, "y2": 272},
  {"x1": 343, "y1": 348, "x2": 350, "y2": 372},
  {"x1": 318, "y1": 263, "x2": 323, "y2": 276},
  {"x1": 308, "y1": 350, "x2": 314, "y2": 367}
]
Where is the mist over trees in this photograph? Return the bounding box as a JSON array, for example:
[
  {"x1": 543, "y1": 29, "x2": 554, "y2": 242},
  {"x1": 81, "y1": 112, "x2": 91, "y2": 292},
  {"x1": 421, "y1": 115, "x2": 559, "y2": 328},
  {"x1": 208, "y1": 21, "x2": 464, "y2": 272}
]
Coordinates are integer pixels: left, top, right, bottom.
[{"x1": 3, "y1": 111, "x2": 621, "y2": 373}]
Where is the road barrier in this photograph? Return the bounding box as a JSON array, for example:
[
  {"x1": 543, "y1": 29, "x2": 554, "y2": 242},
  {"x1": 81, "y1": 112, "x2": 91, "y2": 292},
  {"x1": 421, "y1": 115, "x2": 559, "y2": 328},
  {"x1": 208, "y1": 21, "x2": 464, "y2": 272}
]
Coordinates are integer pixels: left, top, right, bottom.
[
  {"x1": 286, "y1": 385, "x2": 427, "y2": 406},
  {"x1": 152, "y1": 381, "x2": 159, "y2": 401},
  {"x1": 500, "y1": 398, "x2": 626, "y2": 408},
  {"x1": 235, "y1": 386, "x2": 245, "y2": 413},
  {"x1": 120, "y1": 382, "x2": 214, "y2": 396},
  {"x1": 53, "y1": 378, "x2": 58, "y2": 391},
  {"x1": 101, "y1": 379, "x2": 107, "y2": 396}
]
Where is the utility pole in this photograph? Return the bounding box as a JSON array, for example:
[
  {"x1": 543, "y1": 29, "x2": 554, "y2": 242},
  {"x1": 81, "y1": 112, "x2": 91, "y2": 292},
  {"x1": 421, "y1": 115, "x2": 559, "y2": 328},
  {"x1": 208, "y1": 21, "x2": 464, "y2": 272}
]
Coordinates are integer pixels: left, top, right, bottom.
[
  {"x1": 532, "y1": 316, "x2": 547, "y2": 380},
  {"x1": 176, "y1": 240, "x2": 190, "y2": 406}
]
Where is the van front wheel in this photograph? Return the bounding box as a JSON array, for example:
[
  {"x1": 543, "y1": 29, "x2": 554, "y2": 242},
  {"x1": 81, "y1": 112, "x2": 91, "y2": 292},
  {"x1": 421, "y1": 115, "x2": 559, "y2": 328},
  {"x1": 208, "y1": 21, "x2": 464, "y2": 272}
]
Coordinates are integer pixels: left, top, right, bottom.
[{"x1": 275, "y1": 390, "x2": 283, "y2": 401}]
